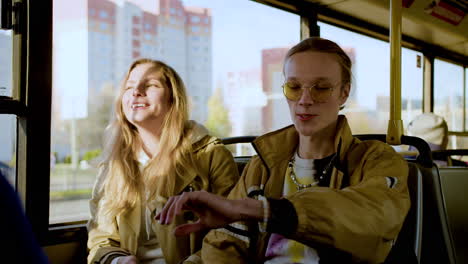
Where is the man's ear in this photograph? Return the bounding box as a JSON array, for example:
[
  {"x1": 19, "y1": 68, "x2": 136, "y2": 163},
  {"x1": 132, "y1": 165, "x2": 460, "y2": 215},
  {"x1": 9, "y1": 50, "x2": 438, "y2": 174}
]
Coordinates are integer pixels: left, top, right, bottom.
[{"x1": 339, "y1": 83, "x2": 350, "y2": 105}]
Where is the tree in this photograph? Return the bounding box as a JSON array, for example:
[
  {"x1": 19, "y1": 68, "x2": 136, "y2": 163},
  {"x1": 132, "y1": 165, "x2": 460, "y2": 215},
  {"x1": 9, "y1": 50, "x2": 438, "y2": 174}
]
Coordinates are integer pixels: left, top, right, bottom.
[
  {"x1": 75, "y1": 82, "x2": 115, "y2": 153},
  {"x1": 205, "y1": 88, "x2": 232, "y2": 138}
]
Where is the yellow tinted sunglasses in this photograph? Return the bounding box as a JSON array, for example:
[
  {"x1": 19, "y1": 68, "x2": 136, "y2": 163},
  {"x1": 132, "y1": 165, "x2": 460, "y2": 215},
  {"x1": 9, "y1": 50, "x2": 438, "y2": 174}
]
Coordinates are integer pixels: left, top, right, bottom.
[{"x1": 282, "y1": 81, "x2": 337, "y2": 102}]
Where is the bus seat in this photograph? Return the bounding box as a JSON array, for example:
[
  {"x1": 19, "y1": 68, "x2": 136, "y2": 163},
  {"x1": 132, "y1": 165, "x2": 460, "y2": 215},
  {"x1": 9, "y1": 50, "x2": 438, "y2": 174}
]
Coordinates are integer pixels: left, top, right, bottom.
[
  {"x1": 432, "y1": 149, "x2": 468, "y2": 167},
  {"x1": 437, "y1": 167, "x2": 468, "y2": 264},
  {"x1": 407, "y1": 113, "x2": 448, "y2": 151},
  {"x1": 233, "y1": 156, "x2": 251, "y2": 175},
  {"x1": 221, "y1": 136, "x2": 256, "y2": 175},
  {"x1": 355, "y1": 135, "x2": 426, "y2": 263},
  {"x1": 419, "y1": 166, "x2": 457, "y2": 264}
]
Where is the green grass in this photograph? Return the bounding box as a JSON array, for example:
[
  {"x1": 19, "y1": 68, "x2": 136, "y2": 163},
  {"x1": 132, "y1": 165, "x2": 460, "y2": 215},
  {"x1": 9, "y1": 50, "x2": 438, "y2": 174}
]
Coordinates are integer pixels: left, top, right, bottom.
[
  {"x1": 50, "y1": 188, "x2": 92, "y2": 201},
  {"x1": 50, "y1": 163, "x2": 97, "y2": 200},
  {"x1": 50, "y1": 163, "x2": 98, "y2": 180}
]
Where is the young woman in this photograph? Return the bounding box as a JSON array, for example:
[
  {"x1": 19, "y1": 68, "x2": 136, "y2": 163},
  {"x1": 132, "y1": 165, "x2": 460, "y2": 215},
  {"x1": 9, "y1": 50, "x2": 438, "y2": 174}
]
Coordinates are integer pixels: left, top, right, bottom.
[
  {"x1": 157, "y1": 38, "x2": 410, "y2": 264},
  {"x1": 87, "y1": 59, "x2": 239, "y2": 264}
]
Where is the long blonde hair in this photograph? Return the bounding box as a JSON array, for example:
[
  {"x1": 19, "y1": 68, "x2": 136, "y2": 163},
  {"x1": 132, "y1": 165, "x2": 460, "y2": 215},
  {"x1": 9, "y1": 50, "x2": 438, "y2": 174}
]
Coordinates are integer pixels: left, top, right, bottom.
[{"x1": 100, "y1": 59, "x2": 194, "y2": 219}]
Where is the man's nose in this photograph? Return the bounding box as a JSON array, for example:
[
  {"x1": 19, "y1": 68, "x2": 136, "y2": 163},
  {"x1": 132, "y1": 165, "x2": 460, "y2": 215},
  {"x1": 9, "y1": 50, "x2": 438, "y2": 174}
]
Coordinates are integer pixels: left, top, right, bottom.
[{"x1": 298, "y1": 87, "x2": 315, "y2": 105}]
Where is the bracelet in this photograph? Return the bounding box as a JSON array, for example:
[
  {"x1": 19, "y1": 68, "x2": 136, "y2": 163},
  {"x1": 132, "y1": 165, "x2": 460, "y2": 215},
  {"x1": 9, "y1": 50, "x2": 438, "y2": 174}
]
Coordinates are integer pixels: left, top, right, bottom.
[{"x1": 257, "y1": 195, "x2": 269, "y2": 233}]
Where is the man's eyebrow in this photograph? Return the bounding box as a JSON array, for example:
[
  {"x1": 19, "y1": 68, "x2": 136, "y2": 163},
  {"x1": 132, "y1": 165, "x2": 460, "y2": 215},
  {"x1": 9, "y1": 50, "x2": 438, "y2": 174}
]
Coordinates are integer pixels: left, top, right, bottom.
[{"x1": 313, "y1": 77, "x2": 332, "y2": 82}]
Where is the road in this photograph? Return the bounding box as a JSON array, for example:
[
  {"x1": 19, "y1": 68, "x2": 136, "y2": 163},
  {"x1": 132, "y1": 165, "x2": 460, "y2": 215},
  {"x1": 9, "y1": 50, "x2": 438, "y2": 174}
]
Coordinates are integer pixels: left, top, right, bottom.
[{"x1": 50, "y1": 198, "x2": 90, "y2": 224}]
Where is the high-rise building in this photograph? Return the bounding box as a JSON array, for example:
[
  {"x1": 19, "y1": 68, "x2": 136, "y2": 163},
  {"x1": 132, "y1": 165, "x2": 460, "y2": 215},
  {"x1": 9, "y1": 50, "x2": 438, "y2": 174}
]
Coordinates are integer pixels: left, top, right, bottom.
[
  {"x1": 84, "y1": 0, "x2": 212, "y2": 121},
  {"x1": 261, "y1": 47, "x2": 290, "y2": 133},
  {"x1": 88, "y1": 0, "x2": 116, "y2": 101},
  {"x1": 184, "y1": 6, "x2": 212, "y2": 123},
  {"x1": 51, "y1": 0, "x2": 213, "y2": 159},
  {"x1": 224, "y1": 69, "x2": 265, "y2": 137}
]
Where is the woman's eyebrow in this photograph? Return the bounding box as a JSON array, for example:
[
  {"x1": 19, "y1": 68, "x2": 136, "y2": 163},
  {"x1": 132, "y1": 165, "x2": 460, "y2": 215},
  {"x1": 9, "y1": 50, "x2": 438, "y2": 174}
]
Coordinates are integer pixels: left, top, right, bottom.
[{"x1": 145, "y1": 78, "x2": 163, "y2": 85}]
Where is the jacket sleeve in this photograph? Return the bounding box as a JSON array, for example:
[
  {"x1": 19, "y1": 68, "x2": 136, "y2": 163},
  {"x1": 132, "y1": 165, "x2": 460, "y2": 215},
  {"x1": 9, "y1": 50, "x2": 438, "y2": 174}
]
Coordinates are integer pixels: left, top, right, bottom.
[
  {"x1": 87, "y1": 165, "x2": 130, "y2": 264},
  {"x1": 284, "y1": 143, "x2": 410, "y2": 263},
  {"x1": 200, "y1": 157, "x2": 264, "y2": 264},
  {"x1": 183, "y1": 143, "x2": 242, "y2": 264}
]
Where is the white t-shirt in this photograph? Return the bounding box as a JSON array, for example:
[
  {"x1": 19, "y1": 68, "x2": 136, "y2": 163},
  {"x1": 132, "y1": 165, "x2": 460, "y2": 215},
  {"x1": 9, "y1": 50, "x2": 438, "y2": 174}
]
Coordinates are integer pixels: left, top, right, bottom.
[{"x1": 264, "y1": 152, "x2": 320, "y2": 264}]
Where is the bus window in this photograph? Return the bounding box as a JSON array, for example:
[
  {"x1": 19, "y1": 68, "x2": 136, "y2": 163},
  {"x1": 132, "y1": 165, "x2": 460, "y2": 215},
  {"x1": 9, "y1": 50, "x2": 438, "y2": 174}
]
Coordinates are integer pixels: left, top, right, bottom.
[
  {"x1": 0, "y1": 30, "x2": 12, "y2": 97},
  {"x1": 465, "y1": 67, "x2": 467, "y2": 132},
  {"x1": 0, "y1": 115, "x2": 16, "y2": 188},
  {"x1": 434, "y1": 59, "x2": 464, "y2": 133},
  {"x1": 401, "y1": 48, "x2": 423, "y2": 128},
  {"x1": 319, "y1": 22, "x2": 423, "y2": 134},
  {"x1": 50, "y1": 0, "x2": 299, "y2": 224}
]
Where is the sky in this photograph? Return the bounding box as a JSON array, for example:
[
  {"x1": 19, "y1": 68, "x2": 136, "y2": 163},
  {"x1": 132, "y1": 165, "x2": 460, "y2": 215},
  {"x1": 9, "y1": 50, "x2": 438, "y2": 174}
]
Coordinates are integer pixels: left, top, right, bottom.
[
  {"x1": 53, "y1": 0, "x2": 466, "y2": 111},
  {"x1": 181, "y1": 0, "x2": 429, "y2": 110}
]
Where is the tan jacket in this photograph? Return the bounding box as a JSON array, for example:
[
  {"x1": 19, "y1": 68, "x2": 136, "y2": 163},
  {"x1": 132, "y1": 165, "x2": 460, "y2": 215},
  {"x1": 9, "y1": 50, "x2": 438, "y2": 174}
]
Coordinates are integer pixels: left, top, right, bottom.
[
  {"x1": 87, "y1": 135, "x2": 239, "y2": 264},
  {"x1": 202, "y1": 116, "x2": 410, "y2": 263}
]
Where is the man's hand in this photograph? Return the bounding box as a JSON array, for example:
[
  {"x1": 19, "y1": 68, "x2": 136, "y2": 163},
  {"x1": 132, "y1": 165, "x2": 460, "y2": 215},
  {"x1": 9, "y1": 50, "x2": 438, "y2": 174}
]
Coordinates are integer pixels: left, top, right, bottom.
[{"x1": 155, "y1": 191, "x2": 262, "y2": 236}]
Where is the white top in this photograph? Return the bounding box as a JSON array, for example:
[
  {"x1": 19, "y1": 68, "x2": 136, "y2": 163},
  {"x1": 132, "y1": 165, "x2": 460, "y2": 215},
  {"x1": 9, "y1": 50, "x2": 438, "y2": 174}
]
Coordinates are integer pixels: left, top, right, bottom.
[{"x1": 264, "y1": 152, "x2": 320, "y2": 264}]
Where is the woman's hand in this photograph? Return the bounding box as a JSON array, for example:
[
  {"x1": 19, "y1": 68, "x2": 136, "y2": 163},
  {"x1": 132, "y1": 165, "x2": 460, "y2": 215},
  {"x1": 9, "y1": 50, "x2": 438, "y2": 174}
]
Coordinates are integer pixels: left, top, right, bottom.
[
  {"x1": 118, "y1": 255, "x2": 138, "y2": 264},
  {"x1": 155, "y1": 191, "x2": 262, "y2": 236}
]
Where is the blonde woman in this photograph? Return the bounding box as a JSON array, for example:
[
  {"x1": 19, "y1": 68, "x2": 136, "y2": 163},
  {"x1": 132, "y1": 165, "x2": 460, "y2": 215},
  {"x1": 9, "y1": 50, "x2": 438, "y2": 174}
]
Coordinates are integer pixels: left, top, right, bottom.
[
  {"x1": 87, "y1": 59, "x2": 239, "y2": 264},
  {"x1": 157, "y1": 38, "x2": 410, "y2": 264}
]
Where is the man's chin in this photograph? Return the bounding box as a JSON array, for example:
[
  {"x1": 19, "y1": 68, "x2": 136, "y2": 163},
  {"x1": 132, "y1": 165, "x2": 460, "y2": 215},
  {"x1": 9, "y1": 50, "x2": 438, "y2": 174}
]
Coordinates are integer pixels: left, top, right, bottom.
[{"x1": 295, "y1": 125, "x2": 320, "y2": 137}]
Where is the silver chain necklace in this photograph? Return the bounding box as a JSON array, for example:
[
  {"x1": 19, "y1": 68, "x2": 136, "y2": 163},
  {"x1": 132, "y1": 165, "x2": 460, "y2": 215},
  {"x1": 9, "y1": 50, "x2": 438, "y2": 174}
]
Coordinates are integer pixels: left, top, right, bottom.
[{"x1": 288, "y1": 152, "x2": 337, "y2": 191}]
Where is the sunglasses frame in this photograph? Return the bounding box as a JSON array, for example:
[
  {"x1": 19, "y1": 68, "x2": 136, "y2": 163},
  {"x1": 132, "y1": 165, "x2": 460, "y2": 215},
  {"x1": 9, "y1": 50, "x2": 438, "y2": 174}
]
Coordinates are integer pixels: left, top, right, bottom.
[{"x1": 282, "y1": 82, "x2": 340, "y2": 103}]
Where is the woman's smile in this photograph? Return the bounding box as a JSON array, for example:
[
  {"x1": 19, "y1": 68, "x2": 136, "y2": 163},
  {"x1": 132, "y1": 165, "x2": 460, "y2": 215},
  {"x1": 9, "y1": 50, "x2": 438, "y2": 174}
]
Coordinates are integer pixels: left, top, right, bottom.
[{"x1": 131, "y1": 103, "x2": 149, "y2": 110}]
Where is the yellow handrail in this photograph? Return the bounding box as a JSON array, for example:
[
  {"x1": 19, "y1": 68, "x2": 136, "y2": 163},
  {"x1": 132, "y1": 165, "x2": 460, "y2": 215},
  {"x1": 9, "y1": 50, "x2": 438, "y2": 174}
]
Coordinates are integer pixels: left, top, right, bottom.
[{"x1": 387, "y1": 0, "x2": 404, "y2": 145}]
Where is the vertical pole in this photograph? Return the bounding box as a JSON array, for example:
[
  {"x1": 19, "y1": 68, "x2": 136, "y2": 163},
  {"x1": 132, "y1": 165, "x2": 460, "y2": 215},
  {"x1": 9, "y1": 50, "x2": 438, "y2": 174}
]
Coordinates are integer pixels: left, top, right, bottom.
[
  {"x1": 423, "y1": 55, "x2": 434, "y2": 113},
  {"x1": 387, "y1": 0, "x2": 404, "y2": 145},
  {"x1": 300, "y1": 4, "x2": 319, "y2": 40},
  {"x1": 463, "y1": 65, "x2": 466, "y2": 131},
  {"x1": 300, "y1": 16, "x2": 310, "y2": 40}
]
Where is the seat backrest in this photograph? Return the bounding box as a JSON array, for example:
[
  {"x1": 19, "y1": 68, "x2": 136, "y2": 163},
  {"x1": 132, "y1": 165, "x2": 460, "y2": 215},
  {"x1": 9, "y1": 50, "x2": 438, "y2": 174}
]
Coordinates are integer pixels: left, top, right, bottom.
[
  {"x1": 221, "y1": 136, "x2": 257, "y2": 175},
  {"x1": 403, "y1": 162, "x2": 424, "y2": 261},
  {"x1": 432, "y1": 149, "x2": 468, "y2": 167},
  {"x1": 437, "y1": 167, "x2": 468, "y2": 264},
  {"x1": 356, "y1": 135, "x2": 425, "y2": 263},
  {"x1": 233, "y1": 156, "x2": 251, "y2": 175},
  {"x1": 419, "y1": 165, "x2": 457, "y2": 264},
  {"x1": 384, "y1": 161, "x2": 423, "y2": 263}
]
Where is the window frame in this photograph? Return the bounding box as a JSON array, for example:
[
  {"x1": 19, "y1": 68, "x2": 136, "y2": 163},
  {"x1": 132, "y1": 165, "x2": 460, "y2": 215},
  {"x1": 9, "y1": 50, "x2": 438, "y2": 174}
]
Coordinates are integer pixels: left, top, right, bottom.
[
  {"x1": 0, "y1": 0, "x2": 53, "y2": 244},
  {"x1": 2, "y1": 0, "x2": 465, "y2": 248}
]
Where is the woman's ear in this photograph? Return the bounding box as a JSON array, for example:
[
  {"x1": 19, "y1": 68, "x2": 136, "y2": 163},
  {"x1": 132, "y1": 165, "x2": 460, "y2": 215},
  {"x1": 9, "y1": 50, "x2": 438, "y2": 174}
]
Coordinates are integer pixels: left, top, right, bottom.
[{"x1": 339, "y1": 83, "x2": 350, "y2": 105}]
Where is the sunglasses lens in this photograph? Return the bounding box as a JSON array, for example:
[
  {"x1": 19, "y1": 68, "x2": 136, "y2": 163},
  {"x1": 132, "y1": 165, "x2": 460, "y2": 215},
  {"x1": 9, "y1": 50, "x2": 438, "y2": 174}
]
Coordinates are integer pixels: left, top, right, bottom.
[
  {"x1": 313, "y1": 89, "x2": 332, "y2": 102},
  {"x1": 283, "y1": 83, "x2": 302, "y2": 100},
  {"x1": 283, "y1": 83, "x2": 335, "y2": 102}
]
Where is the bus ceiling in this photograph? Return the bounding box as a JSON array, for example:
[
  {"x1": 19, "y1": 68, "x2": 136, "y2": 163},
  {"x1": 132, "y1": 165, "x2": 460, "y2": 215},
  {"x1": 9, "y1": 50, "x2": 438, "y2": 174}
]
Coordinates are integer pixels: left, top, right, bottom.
[{"x1": 255, "y1": 0, "x2": 468, "y2": 62}]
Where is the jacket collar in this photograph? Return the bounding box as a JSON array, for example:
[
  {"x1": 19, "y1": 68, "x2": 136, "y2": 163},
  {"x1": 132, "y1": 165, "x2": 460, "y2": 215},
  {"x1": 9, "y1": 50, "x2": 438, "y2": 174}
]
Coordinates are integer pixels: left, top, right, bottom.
[{"x1": 252, "y1": 115, "x2": 355, "y2": 169}]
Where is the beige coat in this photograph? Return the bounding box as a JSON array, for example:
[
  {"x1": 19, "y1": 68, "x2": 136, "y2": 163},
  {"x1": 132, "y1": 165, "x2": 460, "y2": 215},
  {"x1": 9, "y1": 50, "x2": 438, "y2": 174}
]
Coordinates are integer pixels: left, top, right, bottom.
[
  {"x1": 87, "y1": 135, "x2": 239, "y2": 264},
  {"x1": 202, "y1": 116, "x2": 410, "y2": 263}
]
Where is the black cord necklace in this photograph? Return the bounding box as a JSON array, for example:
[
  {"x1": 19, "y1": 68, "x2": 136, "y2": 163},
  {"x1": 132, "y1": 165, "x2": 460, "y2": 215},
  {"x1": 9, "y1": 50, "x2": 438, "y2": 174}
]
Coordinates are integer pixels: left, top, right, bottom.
[{"x1": 288, "y1": 152, "x2": 337, "y2": 191}]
